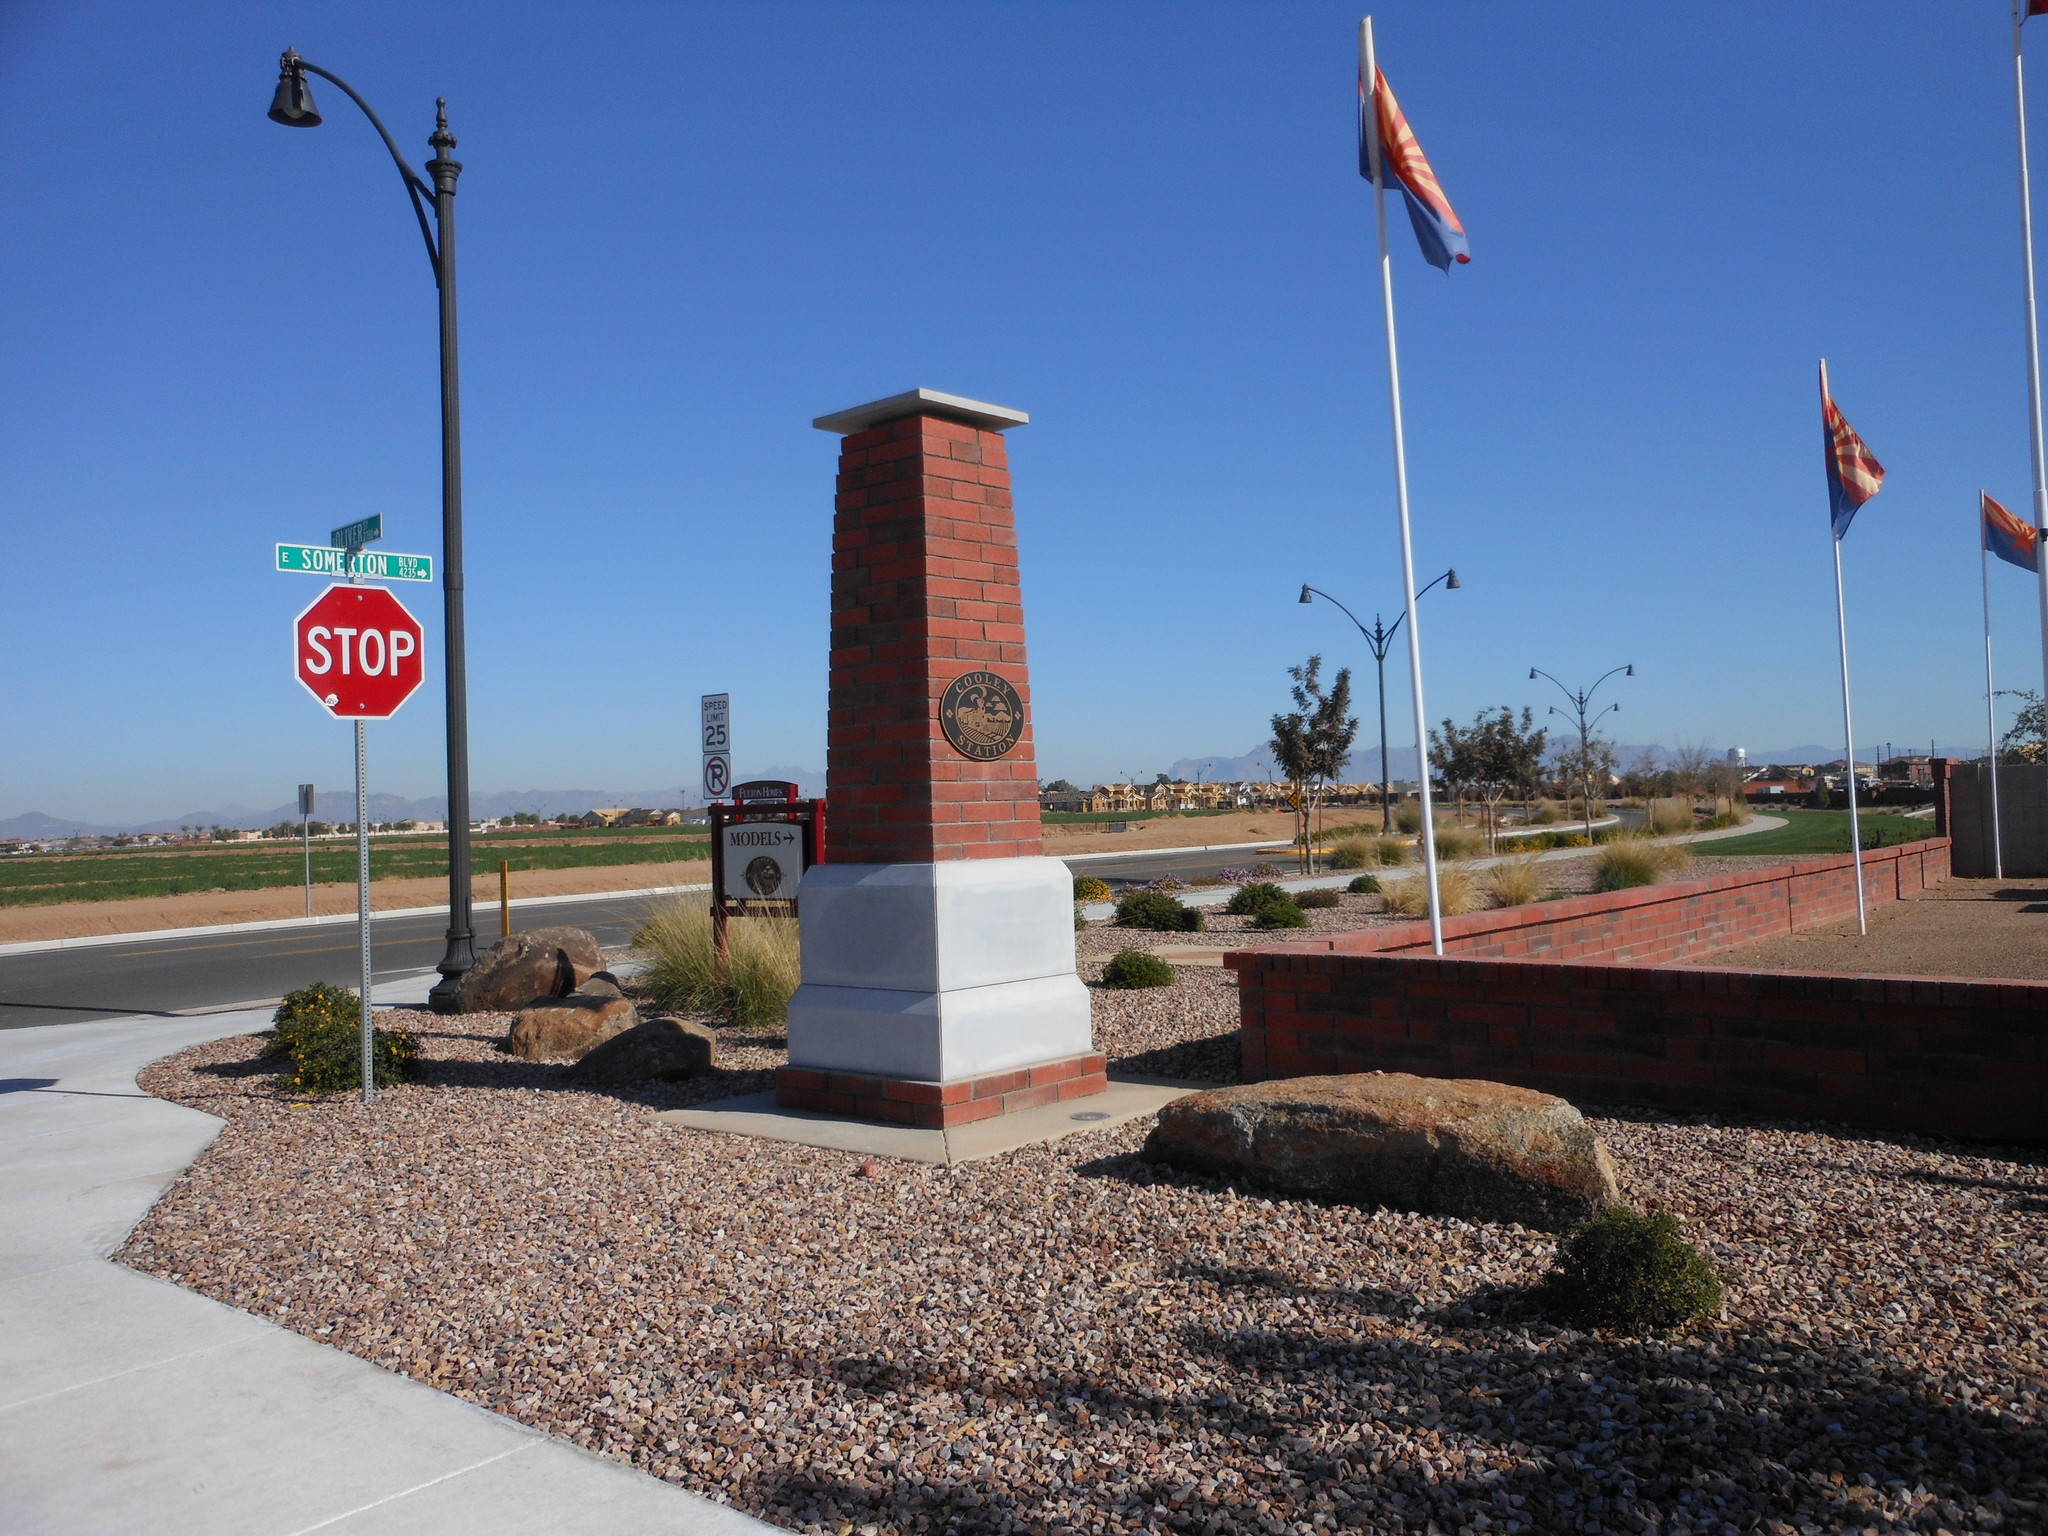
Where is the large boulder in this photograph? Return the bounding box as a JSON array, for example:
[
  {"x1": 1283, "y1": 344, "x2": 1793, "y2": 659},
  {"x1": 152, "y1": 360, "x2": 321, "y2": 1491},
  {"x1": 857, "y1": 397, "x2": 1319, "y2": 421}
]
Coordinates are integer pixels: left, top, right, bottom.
[
  {"x1": 506, "y1": 992, "x2": 638, "y2": 1062},
  {"x1": 1144, "y1": 1072, "x2": 1621, "y2": 1231},
  {"x1": 571, "y1": 1017, "x2": 717, "y2": 1083},
  {"x1": 454, "y1": 928, "x2": 606, "y2": 1013}
]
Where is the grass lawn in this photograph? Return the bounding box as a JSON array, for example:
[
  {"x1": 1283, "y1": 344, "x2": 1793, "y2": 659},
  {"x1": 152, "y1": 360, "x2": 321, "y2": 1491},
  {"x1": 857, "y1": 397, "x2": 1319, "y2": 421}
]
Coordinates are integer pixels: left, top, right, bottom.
[
  {"x1": 1700, "y1": 807, "x2": 1935, "y2": 856},
  {"x1": 0, "y1": 830, "x2": 710, "y2": 908}
]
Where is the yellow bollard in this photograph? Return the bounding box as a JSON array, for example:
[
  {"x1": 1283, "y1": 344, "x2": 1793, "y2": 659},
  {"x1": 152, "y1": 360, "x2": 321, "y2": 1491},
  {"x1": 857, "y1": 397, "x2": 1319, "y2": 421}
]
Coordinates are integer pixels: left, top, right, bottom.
[{"x1": 499, "y1": 859, "x2": 511, "y2": 936}]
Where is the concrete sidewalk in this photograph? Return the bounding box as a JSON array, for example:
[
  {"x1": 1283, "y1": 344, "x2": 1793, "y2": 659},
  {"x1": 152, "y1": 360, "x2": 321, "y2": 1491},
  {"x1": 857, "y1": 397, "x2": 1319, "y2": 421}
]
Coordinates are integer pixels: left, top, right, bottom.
[{"x1": 0, "y1": 993, "x2": 779, "y2": 1533}]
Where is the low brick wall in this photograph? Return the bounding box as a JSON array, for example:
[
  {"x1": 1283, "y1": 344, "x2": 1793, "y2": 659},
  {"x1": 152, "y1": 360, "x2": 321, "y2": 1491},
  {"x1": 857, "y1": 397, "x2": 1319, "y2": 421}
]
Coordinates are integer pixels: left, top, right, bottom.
[
  {"x1": 1254, "y1": 839, "x2": 1949, "y2": 966},
  {"x1": 1227, "y1": 838, "x2": 2048, "y2": 1145}
]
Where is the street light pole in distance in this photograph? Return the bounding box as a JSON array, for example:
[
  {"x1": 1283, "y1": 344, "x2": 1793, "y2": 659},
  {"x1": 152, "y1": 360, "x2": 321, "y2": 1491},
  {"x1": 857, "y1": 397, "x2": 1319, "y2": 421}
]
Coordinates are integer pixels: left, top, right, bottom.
[
  {"x1": 1300, "y1": 570, "x2": 1460, "y2": 833},
  {"x1": 268, "y1": 49, "x2": 477, "y2": 1011},
  {"x1": 1528, "y1": 664, "x2": 1634, "y2": 843}
]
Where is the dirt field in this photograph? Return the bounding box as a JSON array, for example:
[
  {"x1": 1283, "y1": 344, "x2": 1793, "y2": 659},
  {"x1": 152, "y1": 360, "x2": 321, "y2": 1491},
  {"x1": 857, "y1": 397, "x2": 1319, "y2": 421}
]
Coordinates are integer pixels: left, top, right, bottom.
[
  {"x1": 1043, "y1": 809, "x2": 1304, "y2": 855},
  {"x1": 0, "y1": 859, "x2": 709, "y2": 945},
  {"x1": 1696, "y1": 875, "x2": 2048, "y2": 981}
]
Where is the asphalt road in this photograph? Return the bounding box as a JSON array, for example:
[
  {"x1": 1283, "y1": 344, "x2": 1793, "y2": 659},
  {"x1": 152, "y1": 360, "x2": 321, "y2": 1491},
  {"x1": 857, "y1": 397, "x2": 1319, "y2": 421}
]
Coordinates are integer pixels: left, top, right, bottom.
[
  {"x1": 0, "y1": 844, "x2": 1306, "y2": 1030},
  {"x1": 0, "y1": 892, "x2": 676, "y2": 1032}
]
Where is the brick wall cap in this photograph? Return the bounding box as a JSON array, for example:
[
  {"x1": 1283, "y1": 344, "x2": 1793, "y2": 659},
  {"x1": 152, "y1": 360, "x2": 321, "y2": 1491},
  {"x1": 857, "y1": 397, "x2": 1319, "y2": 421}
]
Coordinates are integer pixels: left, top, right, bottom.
[{"x1": 814, "y1": 388, "x2": 1029, "y2": 436}]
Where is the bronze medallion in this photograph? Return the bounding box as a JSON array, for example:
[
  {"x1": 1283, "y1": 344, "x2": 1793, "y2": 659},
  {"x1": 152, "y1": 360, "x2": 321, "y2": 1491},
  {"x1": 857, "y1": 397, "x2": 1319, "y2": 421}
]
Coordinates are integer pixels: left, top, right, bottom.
[{"x1": 939, "y1": 671, "x2": 1025, "y2": 761}]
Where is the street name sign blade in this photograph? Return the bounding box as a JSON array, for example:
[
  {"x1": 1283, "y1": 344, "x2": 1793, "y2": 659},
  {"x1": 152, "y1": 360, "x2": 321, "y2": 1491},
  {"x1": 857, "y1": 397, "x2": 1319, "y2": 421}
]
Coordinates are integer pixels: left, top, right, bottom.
[
  {"x1": 331, "y1": 514, "x2": 382, "y2": 550},
  {"x1": 276, "y1": 544, "x2": 434, "y2": 581},
  {"x1": 294, "y1": 584, "x2": 426, "y2": 719}
]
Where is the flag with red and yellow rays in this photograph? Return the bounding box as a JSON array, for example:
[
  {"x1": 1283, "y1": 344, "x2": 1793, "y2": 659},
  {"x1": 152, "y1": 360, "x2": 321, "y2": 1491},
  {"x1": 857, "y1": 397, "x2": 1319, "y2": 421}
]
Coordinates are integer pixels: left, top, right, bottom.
[
  {"x1": 1820, "y1": 364, "x2": 1885, "y2": 540},
  {"x1": 1358, "y1": 60, "x2": 1469, "y2": 272}
]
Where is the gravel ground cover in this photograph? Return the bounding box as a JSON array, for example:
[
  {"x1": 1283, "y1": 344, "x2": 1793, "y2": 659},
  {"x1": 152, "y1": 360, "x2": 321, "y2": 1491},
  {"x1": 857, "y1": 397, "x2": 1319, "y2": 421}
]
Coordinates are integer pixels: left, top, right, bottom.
[
  {"x1": 123, "y1": 980, "x2": 2048, "y2": 1536},
  {"x1": 1696, "y1": 876, "x2": 2048, "y2": 982}
]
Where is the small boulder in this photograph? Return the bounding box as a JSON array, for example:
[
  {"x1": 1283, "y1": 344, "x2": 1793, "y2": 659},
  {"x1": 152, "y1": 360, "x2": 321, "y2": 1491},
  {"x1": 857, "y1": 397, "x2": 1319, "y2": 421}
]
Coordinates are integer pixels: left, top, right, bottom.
[
  {"x1": 570, "y1": 1017, "x2": 717, "y2": 1083},
  {"x1": 454, "y1": 928, "x2": 606, "y2": 1013},
  {"x1": 578, "y1": 971, "x2": 624, "y2": 997},
  {"x1": 1144, "y1": 1072, "x2": 1621, "y2": 1231},
  {"x1": 506, "y1": 992, "x2": 638, "y2": 1061}
]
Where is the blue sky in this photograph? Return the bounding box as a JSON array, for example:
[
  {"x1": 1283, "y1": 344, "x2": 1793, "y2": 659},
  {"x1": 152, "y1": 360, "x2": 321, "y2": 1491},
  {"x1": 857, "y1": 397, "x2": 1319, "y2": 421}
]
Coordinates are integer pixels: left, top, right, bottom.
[{"x1": 3, "y1": 1, "x2": 2045, "y2": 822}]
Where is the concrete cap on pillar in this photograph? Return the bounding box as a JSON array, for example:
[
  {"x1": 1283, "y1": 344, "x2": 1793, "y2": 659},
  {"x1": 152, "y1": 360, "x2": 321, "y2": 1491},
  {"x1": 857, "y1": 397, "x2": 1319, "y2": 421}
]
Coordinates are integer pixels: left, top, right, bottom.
[{"x1": 813, "y1": 388, "x2": 1029, "y2": 437}]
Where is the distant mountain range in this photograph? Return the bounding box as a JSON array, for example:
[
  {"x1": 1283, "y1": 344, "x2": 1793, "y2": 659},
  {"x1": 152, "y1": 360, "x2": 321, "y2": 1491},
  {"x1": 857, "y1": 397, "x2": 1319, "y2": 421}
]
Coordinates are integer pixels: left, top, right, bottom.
[{"x1": 0, "y1": 766, "x2": 825, "y2": 840}]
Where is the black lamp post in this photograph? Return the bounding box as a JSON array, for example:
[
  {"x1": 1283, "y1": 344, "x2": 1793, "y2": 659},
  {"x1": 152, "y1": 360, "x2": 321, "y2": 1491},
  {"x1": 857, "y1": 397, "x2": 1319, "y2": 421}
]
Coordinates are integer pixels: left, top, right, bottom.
[
  {"x1": 269, "y1": 49, "x2": 477, "y2": 1011},
  {"x1": 1300, "y1": 570, "x2": 1459, "y2": 833},
  {"x1": 1528, "y1": 664, "x2": 1634, "y2": 842}
]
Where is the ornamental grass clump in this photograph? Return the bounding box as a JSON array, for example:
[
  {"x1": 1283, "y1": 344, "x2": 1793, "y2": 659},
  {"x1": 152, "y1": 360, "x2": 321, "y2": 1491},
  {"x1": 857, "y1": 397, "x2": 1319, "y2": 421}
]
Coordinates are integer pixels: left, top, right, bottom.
[
  {"x1": 1592, "y1": 835, "x2": 1693, "y2": 893},
  {"x1": 1434, "y1": 826, "x2": 1486, "y2": 861},
  {"x1": 1486, "y1": 855, "x2": 1550, "y2": 907},
  {"x1": 634, "y1": 898, "x2": 802, "y2": 1027},
  {"x1": 269, "y1": 981, "x2": 417, "y2": 1096},
  {"x1": 1113, "y1": 890, "x2": 1203, "y2": 932},
  {"x1": 1381, "y1": 865, "x2": 1481, "y2": 917},
  {"x1": 1100, "y1": 949, "x2": 1176, "y2": 989},
  {"x1": 1537, "y1": 1206, "x2": 1724, "y2": 1335},
  {"x1": 1326, "y1": 838, "x2": 1374, "y2": 871},
  {"x1": 1072, "y1": 876, "x2": 1113, "y2": 902}
]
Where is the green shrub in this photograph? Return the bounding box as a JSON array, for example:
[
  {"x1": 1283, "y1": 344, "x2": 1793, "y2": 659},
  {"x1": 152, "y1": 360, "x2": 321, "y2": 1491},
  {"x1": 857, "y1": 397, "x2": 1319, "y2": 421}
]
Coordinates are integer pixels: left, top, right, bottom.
[
  {"x1": 271, "y1": 983, "x2": 417, "y2": 1096},
  {"x1": 1075, "y1": 909, "x2": 1086, "y2": 932},
  {"x1": 634, "y1": 899, "x2": 802, "y2": 1027},
  {"x1": 1531, "y1": 802, "x2": 1561, "y2": 825},
  {"x1": 1101, "y1": 949, "x2": 1176, "y2": 989},
  {"x1": 267, "y1": 981, "x2": 357, "y2": 1059},
  {"x1": 1225, "y1": 881, "x2": 1290, "y2": 916},
  {"x1": 1537, "y1": 1207, "x2": 1723, "y2": 1334},
  {"x1": 1114, "y1": 890, "x2": 1203, "y2": 932},
  {"x1": 1251, "y1": 861, "x2": 1283, "y2": 877},
  {"x1": 1295, "y1": 887, "x2": 1341, "y2": 909},
  {"x1": 1347, "y1": 874, "x2": 1382, "y2": 894},
  {"x1": 1072, "y1": 876, "x2": 1113, "y2": 902},
  {"x1": 1250, "y1": 897, "x2": 1309, "y2": 929}
]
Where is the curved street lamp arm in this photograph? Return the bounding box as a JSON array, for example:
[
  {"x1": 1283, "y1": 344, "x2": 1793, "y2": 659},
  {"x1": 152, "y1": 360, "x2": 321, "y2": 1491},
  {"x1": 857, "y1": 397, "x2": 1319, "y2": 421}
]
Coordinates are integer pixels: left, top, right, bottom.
[
  {"x1": 297, "y1": 59, "x2": 440, "y2": 276},
  {"x1": 1528, "y1": 667, "x2": 1581, "y2": 712},
  {"x1": 1300, "y1": 585, "x2": 1388, "y2": 658},
  {"x1": 1584, "y1": 664, "x2": 1634, "y2": 705}
]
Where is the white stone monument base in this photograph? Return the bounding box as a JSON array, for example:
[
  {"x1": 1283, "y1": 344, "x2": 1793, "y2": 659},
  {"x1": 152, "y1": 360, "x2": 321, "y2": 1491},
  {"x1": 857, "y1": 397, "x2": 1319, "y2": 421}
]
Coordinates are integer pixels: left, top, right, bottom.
[{"x1": 778, "y1": 857, "x2": 1105, "y2": 1126}]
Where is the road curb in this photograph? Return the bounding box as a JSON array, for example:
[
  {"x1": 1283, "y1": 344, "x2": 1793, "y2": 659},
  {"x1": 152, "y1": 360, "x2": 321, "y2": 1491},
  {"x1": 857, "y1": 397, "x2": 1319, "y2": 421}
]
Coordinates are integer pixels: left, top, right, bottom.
[{"x1": 0, "y1": 883, "x2": 710, "y2": 959}]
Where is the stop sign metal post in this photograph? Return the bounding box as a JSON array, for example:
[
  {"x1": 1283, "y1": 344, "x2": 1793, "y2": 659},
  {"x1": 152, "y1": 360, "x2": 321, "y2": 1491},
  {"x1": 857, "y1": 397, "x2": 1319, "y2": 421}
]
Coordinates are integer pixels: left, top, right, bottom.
[{"x1": 293, "y1": 582, "x2": 426, "y2": 1101}]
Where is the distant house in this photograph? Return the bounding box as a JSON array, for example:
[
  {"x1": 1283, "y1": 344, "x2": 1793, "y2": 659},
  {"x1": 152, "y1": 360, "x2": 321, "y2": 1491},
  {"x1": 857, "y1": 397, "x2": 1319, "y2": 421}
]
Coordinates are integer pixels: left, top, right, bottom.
[{"x1": 583, "y1": 808, "x2": 630, "y2": 827}]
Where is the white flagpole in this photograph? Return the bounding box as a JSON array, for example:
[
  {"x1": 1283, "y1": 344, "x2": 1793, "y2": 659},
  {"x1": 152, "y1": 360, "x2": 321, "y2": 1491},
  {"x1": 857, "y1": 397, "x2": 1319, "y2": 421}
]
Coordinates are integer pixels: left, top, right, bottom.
[
  {"x1": 1982, "y1": 502, "x2": 2007, "y2": 879},
  {"x1": 1822, "y1": 358, "x2": 1868, "y2": 936},
  {"x1": 1362, "y1": 15, "x2": 1444, "y2": 955},
  {"x1": 2013, "y1": 4, "x2": 2048, "y2": 746}
]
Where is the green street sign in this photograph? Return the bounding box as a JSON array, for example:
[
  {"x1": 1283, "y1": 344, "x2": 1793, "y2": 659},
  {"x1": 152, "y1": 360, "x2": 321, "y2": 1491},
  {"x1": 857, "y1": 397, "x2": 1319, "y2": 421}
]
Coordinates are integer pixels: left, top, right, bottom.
[
  {"x1": 330, "y1": 514, "x2": 382, "y2": 550},
  {"x1": 276, "y1": 543, "x2": 434, "y2": 582}
]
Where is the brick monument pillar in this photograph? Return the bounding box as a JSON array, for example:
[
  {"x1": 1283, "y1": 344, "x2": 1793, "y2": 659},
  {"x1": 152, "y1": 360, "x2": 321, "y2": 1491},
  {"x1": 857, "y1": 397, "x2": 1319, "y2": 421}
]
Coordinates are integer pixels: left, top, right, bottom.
[{"x1": 775, "y1": 388, "x2": 1103, "y2": 1127}]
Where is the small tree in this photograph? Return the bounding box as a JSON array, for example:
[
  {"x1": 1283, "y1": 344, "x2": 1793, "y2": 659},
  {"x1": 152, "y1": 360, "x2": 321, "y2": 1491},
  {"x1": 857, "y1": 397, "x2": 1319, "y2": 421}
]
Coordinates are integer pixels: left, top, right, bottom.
[
  {"x1": 1270, "y1": 656, "x2": 1358, "y2": 872},
  {"x1": 1999, "y1": 689, "x2": 2047, "y2": 764},
  {"x1": 1550, "y1": 735, "x2": 1619, "y2": 832}
]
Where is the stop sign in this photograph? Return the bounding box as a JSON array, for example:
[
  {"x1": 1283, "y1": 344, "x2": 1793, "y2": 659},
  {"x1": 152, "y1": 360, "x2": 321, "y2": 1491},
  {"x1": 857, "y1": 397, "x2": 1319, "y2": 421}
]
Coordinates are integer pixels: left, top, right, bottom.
[{"x1": 294, "y1": 584, "x2": 426, "y2": 719}]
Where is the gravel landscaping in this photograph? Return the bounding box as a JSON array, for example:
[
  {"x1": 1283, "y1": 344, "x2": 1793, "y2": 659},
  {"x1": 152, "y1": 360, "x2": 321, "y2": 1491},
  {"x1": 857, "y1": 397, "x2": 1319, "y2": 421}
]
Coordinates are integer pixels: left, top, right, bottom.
[{"x1": 121, "y1": 967, "x2": 2048, "y2": 1536}]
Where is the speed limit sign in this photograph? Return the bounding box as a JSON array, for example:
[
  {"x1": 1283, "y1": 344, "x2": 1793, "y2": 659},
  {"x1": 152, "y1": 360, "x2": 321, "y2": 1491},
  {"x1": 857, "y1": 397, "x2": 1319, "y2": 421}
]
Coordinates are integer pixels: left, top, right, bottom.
[{"x1": 701, "y1": 693, "x2": 730, "y2": 801}]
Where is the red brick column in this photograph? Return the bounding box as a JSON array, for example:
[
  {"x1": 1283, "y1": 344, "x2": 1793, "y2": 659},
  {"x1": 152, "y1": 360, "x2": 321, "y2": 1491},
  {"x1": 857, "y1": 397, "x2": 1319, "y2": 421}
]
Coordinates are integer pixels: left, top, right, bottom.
[{"x1": 818, "y1": 390, "x2": 1044, "y2": 864}]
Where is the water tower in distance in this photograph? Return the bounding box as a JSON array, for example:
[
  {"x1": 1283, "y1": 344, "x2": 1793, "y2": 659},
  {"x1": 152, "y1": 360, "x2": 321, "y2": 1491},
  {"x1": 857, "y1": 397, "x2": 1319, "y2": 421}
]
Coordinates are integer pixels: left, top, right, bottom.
[{"x1": 1727, "y1": 747, "x2": 1747, "y2": 768}]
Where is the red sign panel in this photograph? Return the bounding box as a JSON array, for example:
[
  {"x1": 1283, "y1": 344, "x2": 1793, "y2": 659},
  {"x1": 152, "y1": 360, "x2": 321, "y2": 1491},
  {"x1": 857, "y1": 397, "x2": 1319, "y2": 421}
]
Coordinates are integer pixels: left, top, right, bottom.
[{"x1": 293, "y1": 584, "x2": 426, "y2": 719}]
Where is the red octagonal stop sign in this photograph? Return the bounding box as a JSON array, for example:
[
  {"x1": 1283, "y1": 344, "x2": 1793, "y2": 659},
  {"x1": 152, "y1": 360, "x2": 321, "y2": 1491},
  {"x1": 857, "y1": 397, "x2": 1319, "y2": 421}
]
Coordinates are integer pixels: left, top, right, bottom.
[{"x1": 294, "y1": 584, "x2": 426, "y2": 719}]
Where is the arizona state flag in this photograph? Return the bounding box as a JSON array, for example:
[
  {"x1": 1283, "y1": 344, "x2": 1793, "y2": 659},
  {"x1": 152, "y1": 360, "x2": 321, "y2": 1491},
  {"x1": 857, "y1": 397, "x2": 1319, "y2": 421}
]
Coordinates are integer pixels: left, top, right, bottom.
[
  {"x1": 1984, "y1": 490, "x2": 2041, "y2": 572},
  {"x1": 1359, "y1": 62, "x2": 1470, "y2": 271},
  {"x1": 1820, "y1": 367, "x2": 1885, "y2": 540}
]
